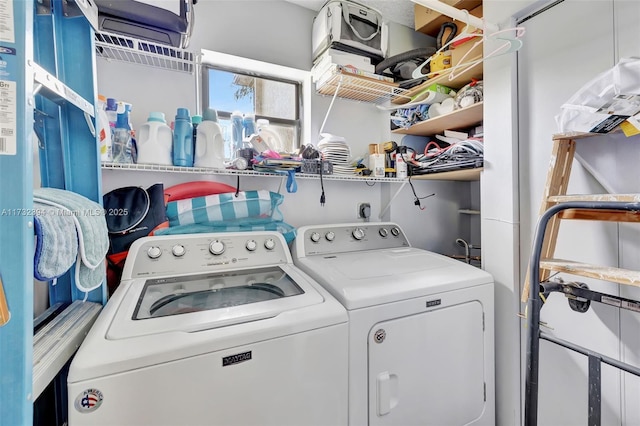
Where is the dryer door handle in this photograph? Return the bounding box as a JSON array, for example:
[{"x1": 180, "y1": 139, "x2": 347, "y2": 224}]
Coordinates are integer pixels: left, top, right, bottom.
[{"x1": 377, "y1": 371, "x2": 399, "y2": 416}]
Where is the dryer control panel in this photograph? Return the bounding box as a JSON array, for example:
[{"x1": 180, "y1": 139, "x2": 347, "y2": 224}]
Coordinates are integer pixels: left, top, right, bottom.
[
  {"x1": 123, "y1": 232, "x2": 290, "y2": 280},
  {"x1": 293, "y1": 222, "x2": 410, "y2": 257}
]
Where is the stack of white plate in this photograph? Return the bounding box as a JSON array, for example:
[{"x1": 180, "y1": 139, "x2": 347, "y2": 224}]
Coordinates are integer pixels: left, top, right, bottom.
[{"x1": 317, "y1": 133, "x2": 356, "y2": 176}]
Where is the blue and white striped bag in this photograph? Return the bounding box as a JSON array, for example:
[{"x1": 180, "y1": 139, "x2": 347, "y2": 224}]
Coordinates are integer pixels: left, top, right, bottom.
[{"x1": 166, "y1": 190, "x2": 285, "y2": 227}]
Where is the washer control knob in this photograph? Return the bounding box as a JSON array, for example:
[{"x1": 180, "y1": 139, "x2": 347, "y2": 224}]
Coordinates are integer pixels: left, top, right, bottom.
[
  {"x1": 246, "y1": 239, "x2": 257, "y2": 251},
  {"x1": 325, "y1": 231, "x2": 335, "y2": 241},
  {"x1": 379, "y1": 228, "x2": 389, "y2": 238},
  {"x1": 352, "y1": 228, "x2": 366, "y2": 240},
  {"x1": 209, "y1": 240, "x2": 225, "y2": 255},
  {"x1": 147, "y1": 246, "x2": 162, "y2": 259},
  {"x1": 390, "y1": 227, "x2": 401, "y2": 237},
  {"x1": 310, "y1": 232, "x2": 321, "y2": 243},
  {"x1": 172, "y1": 245, "x2": 186, "y2": 257},
  {"x1": 264, "y1": 238, "x2": 276, "y2": 250}
]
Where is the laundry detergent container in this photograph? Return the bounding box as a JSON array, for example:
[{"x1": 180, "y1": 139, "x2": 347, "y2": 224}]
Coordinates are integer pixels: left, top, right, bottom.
[
  {"x1": 136, "y1": 112, "x2": 173, "y2": 165},
  {"x1": 194, "y1": 108, "x2": 225, "y2": 169}
]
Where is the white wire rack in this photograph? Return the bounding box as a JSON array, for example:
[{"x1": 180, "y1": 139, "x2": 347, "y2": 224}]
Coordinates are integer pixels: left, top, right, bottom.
[
  {"x1": 314, "y1": 65, "x2": 411, "y2": 106},
  {"x1": 94, "y1": 31, "x2": 195, "y2": 73},
  {"x1": 101, "y1": 162, "x2": 405, "y2": 182}
]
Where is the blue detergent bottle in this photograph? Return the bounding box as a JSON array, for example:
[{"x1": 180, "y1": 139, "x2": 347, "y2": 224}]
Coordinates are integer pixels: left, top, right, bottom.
[{"x1": 173, "y1": 107, "x2": 194, "y2": 167}]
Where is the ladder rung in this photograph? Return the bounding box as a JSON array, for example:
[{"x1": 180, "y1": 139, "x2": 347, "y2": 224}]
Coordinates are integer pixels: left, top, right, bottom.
[
  {"x1": 32, "y1": 62, "x2": 94, "y2": 117},
  {"x1": 540, "y1": 258, "x2": 640, "y2": 287},
  {"x1": 547, "y1": 194, "x2": 640, "y2": 203},
  {"x1": 558, "y1": 209, "x2": 640, "y2": 222},
  {"x1": 32, "y1": 301, "x2": 101, "y2": 399}
]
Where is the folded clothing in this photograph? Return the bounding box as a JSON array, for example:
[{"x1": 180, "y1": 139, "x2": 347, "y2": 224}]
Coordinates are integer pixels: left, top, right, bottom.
[
  {"x1": 33, "y1": 188, "x2": 109, "y2": 292},
  {"x1": 154, "y1": 221, "x2": 297, "y2": 244}
]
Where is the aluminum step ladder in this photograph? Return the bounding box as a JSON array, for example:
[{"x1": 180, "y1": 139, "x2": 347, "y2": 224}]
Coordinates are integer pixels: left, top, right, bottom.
[
  {"x1": 0, "y1": 1, "x2": 105, "y2": 424},
  {"x1": 522, "y1": 132, "x2": 640, "y2": 426}
]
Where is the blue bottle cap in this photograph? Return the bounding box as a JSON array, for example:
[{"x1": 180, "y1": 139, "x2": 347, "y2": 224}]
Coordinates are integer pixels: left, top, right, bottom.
[
  {"x1": 176, "y1": 108, "x2": 191, "y2": 120},
  {"x1": 191, "y1": 115, "x2": 203, "y2": 125},
  {"x1": 116, "y1": 112, "x2": 129, "y2": 129},
  {"x1": 106, "y1": 98, "x2": 118, "y2": 111},
  {"x1": 147, "y1": 112, "x2": 166, "y2": 123},
  {"x1": 203, "y1": 108, "x2": 219, "y2": 122}
]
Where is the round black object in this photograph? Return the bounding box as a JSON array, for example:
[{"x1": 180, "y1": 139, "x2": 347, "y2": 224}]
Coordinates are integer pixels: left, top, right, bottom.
[
  {"x1": 103, "y1": 186, "x2": 150, "y2": 233},
  {"x1": 567, "y1": 282, "x2": 591, "y2": 313}
]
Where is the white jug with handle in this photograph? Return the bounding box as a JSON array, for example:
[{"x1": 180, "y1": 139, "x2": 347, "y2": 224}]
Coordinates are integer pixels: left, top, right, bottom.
[{"x1": 136, "y1": 112, "x2": 173, "y2": 165}]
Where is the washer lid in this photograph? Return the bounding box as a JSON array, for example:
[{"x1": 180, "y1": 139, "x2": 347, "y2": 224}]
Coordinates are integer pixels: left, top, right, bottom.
[
  {"x1": 295, "y1": 248, "x2": 493, "y2": 310},
  {"x1": 106, "y1": 265, "x2": 324, "y2": 339}
]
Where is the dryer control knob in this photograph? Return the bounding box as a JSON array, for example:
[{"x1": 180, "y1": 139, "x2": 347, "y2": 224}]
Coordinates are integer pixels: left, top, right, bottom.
[
  {"x1": 325, "y1": 231, "x2": 335, "y2": 241},
  {"x1": 390, "y1": 227, "x2": 401, "y2": 237},
  {"x1": 147, "y1": 246, "x2": 162, "y2": 259},
  {"x1": 209, "y1": 240, "x2": 225, "y2": 255},
  {"x1": 379, "y1": 228, "x2": 389, "y2": 237},
  {"x1": 352, "y1": 228, "x2": 366, "y2": 240},
  {"x1": 310, "y1": 232, "x2": 321, "y2": 243},
  {"x1": 264, "y1": 238, "x2": 276, "y2": 250},
  {"x1": 246, "y1": 240, "x2": 257, "y2": 251},
  {"x1": 172, "y1": 245, "x2": 186, "y2": 257}
]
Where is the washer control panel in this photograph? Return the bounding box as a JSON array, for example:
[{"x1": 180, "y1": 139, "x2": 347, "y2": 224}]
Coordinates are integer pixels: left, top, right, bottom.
[
  {"x1": 295, "y1": 222, "x2": 410, "y2": 256},
  {"x1": 126, "y1": 232, "x2": 289, "y2": 279}
]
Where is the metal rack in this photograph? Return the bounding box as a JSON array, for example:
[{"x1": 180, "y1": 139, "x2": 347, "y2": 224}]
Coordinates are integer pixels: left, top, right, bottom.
[
  {"x1": 314, "y1": 64, "x2": 411, "y2": 105},
  {"x1": 101, "y1": 162, "x2": 407, "y2": 183},
  {"x1": 524, "y1": 200, "x2": 640, "y2": 426},
  {"x1": 94, "y1": 30, "x2": 195, "y2": 73}
]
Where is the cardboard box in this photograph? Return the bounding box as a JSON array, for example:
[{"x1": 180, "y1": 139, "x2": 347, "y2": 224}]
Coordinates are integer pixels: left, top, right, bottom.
[
  {"x1": 415, "y1": 2, "x2": 482, "y2": 37},
  {"x1": 451, "y1": 34, "x2": 483, "y2": 67}
]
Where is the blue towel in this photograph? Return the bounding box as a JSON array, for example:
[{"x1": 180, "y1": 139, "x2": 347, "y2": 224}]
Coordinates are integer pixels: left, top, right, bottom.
[
  {"x1": 33, "y1": 188, "x2": 109, "y2": 292},
  {"x1": 33, "y1": 202, "x2": 78, "y2": 281}
]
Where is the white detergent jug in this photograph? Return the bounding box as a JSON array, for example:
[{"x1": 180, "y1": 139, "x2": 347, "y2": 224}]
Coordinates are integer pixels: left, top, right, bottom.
[
  {"x1": 136, "y1": 112, "x2": 173, "y2": 165},
  {"x1": 194, "y1": 108, "x2": 225, "y2": 169},
  {"x1": 256, "y1": 119, "x2": 285, "y2": 153}
]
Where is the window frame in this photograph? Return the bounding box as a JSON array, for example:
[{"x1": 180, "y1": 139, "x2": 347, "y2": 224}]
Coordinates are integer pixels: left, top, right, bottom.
[{"x1": 199, "y1": 49, "x2": 312, "y2": 149}]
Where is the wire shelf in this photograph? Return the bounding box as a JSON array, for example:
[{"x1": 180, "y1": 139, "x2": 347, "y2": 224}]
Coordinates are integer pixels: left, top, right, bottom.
[
  {"x1": 94, "y1": 31, "x2": 195, "y2": 73},
  {"x1": 315, "y1": 66, "x2": 411, "y2": 106},
  {"x1": 101, "y1": 162, "x2": 406, "y2": 182}
]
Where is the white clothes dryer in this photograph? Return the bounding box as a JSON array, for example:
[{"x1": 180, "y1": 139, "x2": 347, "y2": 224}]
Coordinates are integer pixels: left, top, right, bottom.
[
  {"x1": 291, "y1": 222, "x2": 495, "y2": 426},
  {"x1": 68, "y1": 231, "x2": 348, "y2": 426}
]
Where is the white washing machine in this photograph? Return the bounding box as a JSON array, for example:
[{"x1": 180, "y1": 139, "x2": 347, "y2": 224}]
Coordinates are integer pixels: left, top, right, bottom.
[
  {"x1": 68, "y1": 231, "x2": 348, "y2": 426},
  {"x1": 291, "y1": 222, "x2": 495, "y2": 426}
]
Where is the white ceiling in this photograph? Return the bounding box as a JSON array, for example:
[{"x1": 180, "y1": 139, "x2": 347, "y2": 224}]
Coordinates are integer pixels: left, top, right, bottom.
[{"x1": 285, "y1": 0, "x2": 416, "y2": 29}]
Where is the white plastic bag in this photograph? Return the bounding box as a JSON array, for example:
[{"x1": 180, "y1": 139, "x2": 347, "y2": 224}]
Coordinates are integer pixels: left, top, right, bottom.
[{"x1": 556, "y1": 57, "x2": 640, "y2": 134}]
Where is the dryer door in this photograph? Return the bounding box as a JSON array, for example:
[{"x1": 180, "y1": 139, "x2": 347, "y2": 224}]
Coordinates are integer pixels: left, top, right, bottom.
[{"x1": 368, "y1": 301, "x2": 486, "y2": 426}]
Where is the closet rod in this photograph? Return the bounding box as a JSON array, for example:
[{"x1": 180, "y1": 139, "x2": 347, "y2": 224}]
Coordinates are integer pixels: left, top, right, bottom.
[{"x1": 411, "y1": 0, "x2": 500, "y2": 33}]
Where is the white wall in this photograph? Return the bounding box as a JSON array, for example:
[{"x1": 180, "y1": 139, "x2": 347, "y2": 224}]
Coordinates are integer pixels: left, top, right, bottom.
[
  {"x1": 485, "y1": 0, "x2": 640, "y2": 424},
  {"x1": 98, "y1": 0, "x2": 475, "y2": 256}
]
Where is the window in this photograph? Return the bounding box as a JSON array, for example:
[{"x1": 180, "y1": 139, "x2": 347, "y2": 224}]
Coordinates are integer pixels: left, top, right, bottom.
[{"x1": 200, "y1": 50, "x2": 311, "y2": 159}]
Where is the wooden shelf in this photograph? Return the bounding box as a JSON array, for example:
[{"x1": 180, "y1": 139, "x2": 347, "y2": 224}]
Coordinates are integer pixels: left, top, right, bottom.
[
  {"x1": 540, "y1": 258, "x2": 640, "y2": 288},
  {"x1": 393, "y1": 102, "x2": 483, "y2": 136},
  {"x1": 411, "y1": 167, "x2": 482, "y2": 181},
  {"x1": 399, "y1": 60, "x2": 484, "y2": 101}
]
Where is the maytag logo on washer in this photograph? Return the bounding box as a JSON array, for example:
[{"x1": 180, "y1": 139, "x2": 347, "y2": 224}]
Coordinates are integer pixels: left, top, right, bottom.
[{"x1": 74, "y1": 388, "x2": 104, "y2": 413}]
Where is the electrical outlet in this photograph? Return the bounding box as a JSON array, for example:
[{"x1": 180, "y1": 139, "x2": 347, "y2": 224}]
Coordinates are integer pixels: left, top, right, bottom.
[{"x1": 358, "y1": 203, "x2": 371, "y2": 219}]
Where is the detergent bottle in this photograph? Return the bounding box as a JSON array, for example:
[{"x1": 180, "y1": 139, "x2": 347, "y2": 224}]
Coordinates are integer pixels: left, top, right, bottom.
[
  {"x1": 230, "y1": 111, "x2": 243, "y2": 154},
  {"x1": 242, "y1": 113, "x2": 256, "y2": 139},
  {"x1": 172, "y1": 108, "x2": 194, "y2": 167},
  {"x1": 194, "y1": 108, "x2": 225, "y2": 169},
  {"x1": 136, "y1": 112, "x2": 173, "y2": 165},
  {"x1": 256, "y1": 119, "x2": 285, "y2": 153},
  {"x1": 112, "y1": 109, "x2": 134, "y2": 164},
  {"x1": 96, "y1": 95, "x2": 112, "y2": 162}
]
